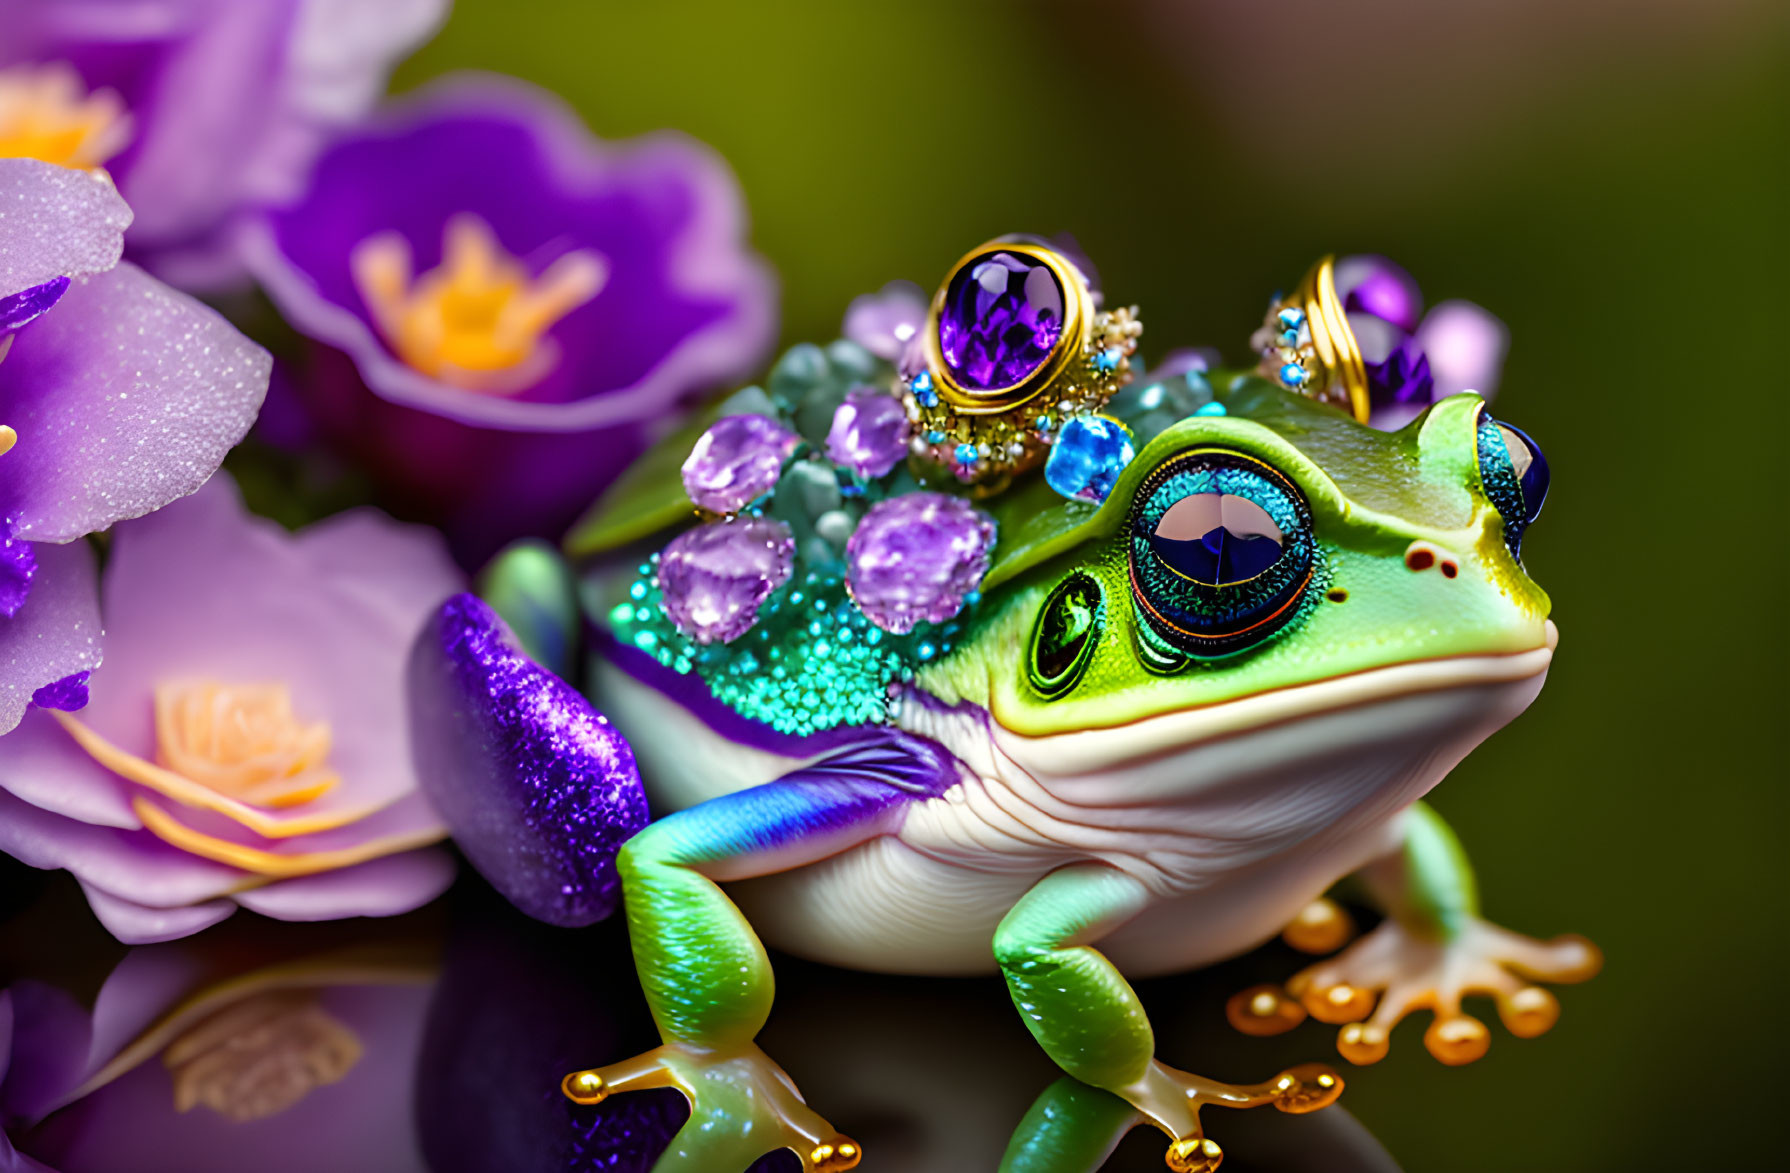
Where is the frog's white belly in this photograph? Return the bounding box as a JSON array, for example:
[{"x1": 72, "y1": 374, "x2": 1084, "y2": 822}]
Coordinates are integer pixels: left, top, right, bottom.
[{"x1": 592, "y1": 642, "x2": 1551, "y2": 978}]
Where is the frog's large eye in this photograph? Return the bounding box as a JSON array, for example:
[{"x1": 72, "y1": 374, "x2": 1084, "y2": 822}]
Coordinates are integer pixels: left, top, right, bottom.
[
  {"x1": 1029, "y1": 574, "x2": 1103, "y2": 698},
  {"x1": 1475, "y1": 412, "x2": 1549, "y2": 559},
  {"x1": 1128, "y1": 450, "x2": 1315, "y2": 658}
]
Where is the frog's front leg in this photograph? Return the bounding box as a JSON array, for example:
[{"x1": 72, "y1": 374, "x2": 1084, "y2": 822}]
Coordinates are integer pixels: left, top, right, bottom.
[
  {"x1": 1230, "y1": 802, "x2": 1601, "y2": 1066},
  {"x1": 562, "y1": 740, "x2": 940, "y2": 1173},
  {"x1": 994, "y1": 865, "x2": 1342, "y2": 1173}
]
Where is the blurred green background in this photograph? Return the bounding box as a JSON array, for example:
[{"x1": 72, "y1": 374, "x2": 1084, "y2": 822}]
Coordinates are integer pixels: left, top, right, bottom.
[{"x1": 396, "y1": 2, "x2": 1785, "y2": 1169}]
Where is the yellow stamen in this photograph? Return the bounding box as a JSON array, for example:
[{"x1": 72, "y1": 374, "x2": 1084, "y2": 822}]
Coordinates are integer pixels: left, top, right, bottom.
[
  {"x1": 0, "y1": 62, "x2": 133, "y2": 170},
  {"x1": 132, "y1": 795, "x2": 445, "y2": 879},
  {"x1": 350, "y1": 213, "x2": 606, "y2": 395},
  {"x1": 53, "y1": 703, "x2": 383, "y2": 840},
  {"x1": 0, "y1": 424, "x2": 15, "y2": 458}
]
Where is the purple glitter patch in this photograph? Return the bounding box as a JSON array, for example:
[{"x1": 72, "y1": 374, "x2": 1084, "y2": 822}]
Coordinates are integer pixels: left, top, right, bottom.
[
  {"x1": 680, "y1": 414, "x2": 799, "y2": 514},
  {"x1": 0, "y1": 276, "x2": 69, "y2": 335},
  {"x1": 846, "y1": 493, "x2": 994, "y2": 634},
  {"x1": 408, "y1": 594, "x2": 650, "y2": 926},
  {"x1": 0, "y1": 524, "x2": 36, "y2": 618},
  {"x1": 30, "y1": 670, "x2": 90, "y2": 712}
]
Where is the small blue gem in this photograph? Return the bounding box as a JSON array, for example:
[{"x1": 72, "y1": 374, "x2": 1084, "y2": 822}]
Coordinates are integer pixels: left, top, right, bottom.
[
  {"x1": 1279, "y1": 329, "x2": 1299, "y2": 346},
  {"x1": 1035, "y1": 415, "x2": 1053, "y2": 432},
  {"x1": 910, "y1": 370, "x2": 938, "y2": 407},
  {"x1": 927, "y1": 430, "x2": 946, "y2": 444},
  {"x1": 1194, "y1": 401, "x2": 1228, "y2": 417},
  {"x1": 955, "y1": 443, "x2": 979, "y2": 465},
  {"x1": 1044, "y1": 416, "x2": 1136, "y2": 504},
  {"x1": 1093, "y1": 347, "x2": 1122, "y2": 372},
  {"x1": 1277, "y1": 307, "x2": 1305, "y2": 330},
  {"x1": 1279, "y1": 362, "x2": 1309, "y2": 388}
]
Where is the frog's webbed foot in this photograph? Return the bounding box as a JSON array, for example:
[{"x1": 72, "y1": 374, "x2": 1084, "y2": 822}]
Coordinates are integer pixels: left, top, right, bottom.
[
  {"x1": 1233, "y1": 918, "x2": 1601, "y2": 1067},
  {"x1": 1122, "y1": 1060, "x2": 1343, "y2": 1172},
  {"x1": 563, "y1": 1042, "x2": 861, "y2": 1172}
]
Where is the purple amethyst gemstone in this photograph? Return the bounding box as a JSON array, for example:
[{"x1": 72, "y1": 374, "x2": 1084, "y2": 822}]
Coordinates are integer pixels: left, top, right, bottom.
[
  {"x1": 847, "y1": 493, "x2": 995, "y2": 634},
  {"x1": 660, "y1": 516, "x2": 794, "y2": 644},
  {"x1": 826, "y1": 388, "x2": 911, "y2": 479},
  {"x1": 938, "y1": 251, "x2": 1065, "y2": 390},
  {"x1": 681, "y1": 414, "x2": 800, "y2": 514},
  {"x1": 1334, "y1": 255, "x2": 1424, "y2": 333}
]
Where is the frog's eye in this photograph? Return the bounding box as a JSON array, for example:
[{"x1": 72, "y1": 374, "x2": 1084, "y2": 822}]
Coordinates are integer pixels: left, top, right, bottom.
[
  {"x1": 1475, "y1": 413, "x2": 1549, "y2": 559},
  {"x1": 1128, "y1": 450, "x2": 1316, "y2": 658},
  {"x1": 1029, "y1": 574, "x2": 1103, "y2": 698}
]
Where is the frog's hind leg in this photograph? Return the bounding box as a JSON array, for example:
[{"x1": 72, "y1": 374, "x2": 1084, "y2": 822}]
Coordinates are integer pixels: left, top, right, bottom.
[
  {"x1": 564, "y1": 733, "x2": 955, "y2": 1173},
  {"x1": 995, "y1": 865, "x2": 1342, "y2": 1172}
]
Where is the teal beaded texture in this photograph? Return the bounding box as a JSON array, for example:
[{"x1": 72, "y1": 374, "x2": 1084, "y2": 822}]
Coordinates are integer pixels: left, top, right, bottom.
[{"x1": 608, "y1": 555, "x2": 969, "y2": 737}]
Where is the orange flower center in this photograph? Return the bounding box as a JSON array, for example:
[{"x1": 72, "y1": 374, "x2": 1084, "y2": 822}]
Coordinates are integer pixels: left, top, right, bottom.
[
  {"x1": 350, "y1": 213, "x2": 606, "y2": 395},
  {"x1": 153, "y1": 680, "x2": 339, "y2": 808},
  {"x1": 0, "y1": 61, "x2": 132, "y2": 170}
]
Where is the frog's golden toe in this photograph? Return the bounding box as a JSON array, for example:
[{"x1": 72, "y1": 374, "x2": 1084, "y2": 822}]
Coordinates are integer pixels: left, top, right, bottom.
[
  {"x1": 1224, "y1": 983, "x2": 1307, "y2": 1036},
  {"x1": 1132, "y1": 1059, "x2": 1343, "y2": 1172},
  {"x1": 562, "y1": 1042, "x2": 860, "y2": 1171},
  {"x1": 1280, "y1": 896, "x2": 1357, "y2": 954},
  {"x1": 1283, "y1": 918, "x2": 1601, "y2": 1067}
]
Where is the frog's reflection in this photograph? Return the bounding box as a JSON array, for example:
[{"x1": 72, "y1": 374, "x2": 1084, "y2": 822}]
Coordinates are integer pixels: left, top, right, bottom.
[
  {"x1": 418, "y1": 886, "x2": 1399, "y2": 1173},
  {"x1": 4, "y1": 916, "x2": 441, "y2": 1173},
  {"x1": 3, "y1": 883, "x2": 1400, "y2": 1173}
]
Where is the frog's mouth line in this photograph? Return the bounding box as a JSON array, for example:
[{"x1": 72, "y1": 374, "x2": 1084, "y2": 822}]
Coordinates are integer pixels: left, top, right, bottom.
[{"x1": 994, "y1": 621, "x2": 1557, "y2": 773}]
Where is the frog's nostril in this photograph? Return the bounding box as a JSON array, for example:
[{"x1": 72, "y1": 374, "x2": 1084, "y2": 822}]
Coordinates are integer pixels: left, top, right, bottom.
[{"x1": 1405, "y1": 543, "x2": 1458, "y2": 578}]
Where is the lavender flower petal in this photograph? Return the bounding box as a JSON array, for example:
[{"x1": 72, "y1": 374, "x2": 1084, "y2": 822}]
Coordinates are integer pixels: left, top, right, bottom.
[
  {"x1": 847, "y1": 493, "x2": 995, "y2": 634},
  {"x1": 0, "y1": 540, "x2": 99, "y2": 736},
  {"x1": 0, "y1": 158, "x2": 130, "y2": 298},
  {"x1": 0, "y1": 264, "x2": 270, "y2": 542}
]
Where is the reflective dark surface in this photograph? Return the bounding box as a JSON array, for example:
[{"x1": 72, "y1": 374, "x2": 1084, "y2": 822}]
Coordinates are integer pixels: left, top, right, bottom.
[{"x1": 2, "y1": 861, "x2": 1400, "y2": 1173}]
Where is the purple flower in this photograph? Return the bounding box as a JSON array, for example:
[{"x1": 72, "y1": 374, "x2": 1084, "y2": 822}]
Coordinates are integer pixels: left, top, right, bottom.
[
  {"x1": 0, "y1": 475, "x2": 461, "y2": 943},
  {"x1": 0, "y1": 158, "x2": 271, "y2": 733},
  {"x1": 659, "y1": 516, "x2": 794, "y2": 644},
  {"x1": 825, "y1": 388, "x2": 910, "y2": 479},
  {"x1": 0, "y1": 0, "x2": 447, "y2": 288},
  {"x1": 681, "y1": 413, "x2": 799, "y2": 514},
  {"x1": 1333, "y1": 254, "x2": 1509, "y2": 430},
  {"x1": 847, "y1": 493, "x2": 995, "y2": 634},
  {"x1": 245, "y1": 75, "x2": 777, "y2": 559}
]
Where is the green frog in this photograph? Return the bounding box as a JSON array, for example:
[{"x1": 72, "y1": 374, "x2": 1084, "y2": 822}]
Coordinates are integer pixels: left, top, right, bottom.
[{"x1": 535, "y1": 244, "x2": 1600, "y2": 1173}]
